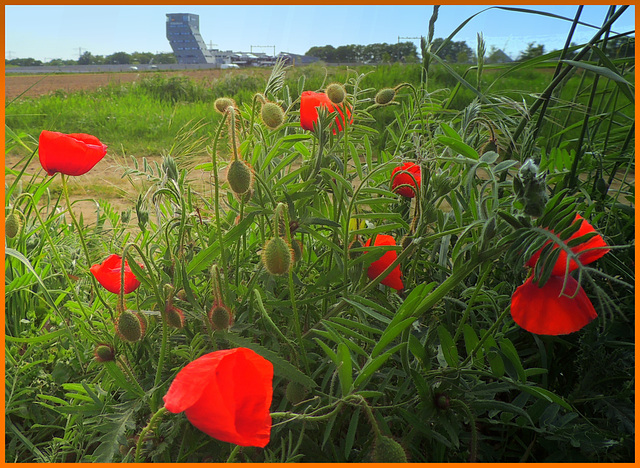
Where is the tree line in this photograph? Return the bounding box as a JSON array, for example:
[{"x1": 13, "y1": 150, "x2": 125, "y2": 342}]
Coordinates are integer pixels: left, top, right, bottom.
[
  {"x1": 6, "y1": 51, "x2": 177, "y2": 67},
  {"x1": 6, "y1": 36, "x2": 633, "y2": 67}
]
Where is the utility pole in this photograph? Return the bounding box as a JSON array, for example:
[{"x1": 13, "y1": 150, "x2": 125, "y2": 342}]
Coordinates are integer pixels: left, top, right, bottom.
[
  {"x1": 6, "y1": 50, "x2": 14, "y2": 60},
  {"x1": 208, "y1": 41, "x2": 218, "y2": 50}
]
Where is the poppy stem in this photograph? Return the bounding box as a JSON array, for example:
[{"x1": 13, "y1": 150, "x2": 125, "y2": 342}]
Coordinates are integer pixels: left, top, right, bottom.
[
  {"x1": 59, "y1": 175, "x2": 114, "y2": 317},
  {"x1": 134, "y1": 407, "x2": 168, "y2": 463},
  {"x1": 211, "y1": 110, "x2": 230, "y2": 293},
  {"x1": 460, "y1": 305, "x2": 511, "y2": 367}
]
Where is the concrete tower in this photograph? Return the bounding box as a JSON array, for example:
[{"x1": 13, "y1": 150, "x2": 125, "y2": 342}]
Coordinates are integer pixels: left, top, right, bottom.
[{"x1": 166, "y1": 13, "x2": 215, "y2": 64}]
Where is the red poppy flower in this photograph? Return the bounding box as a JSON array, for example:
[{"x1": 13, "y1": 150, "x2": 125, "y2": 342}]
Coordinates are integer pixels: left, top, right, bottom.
[
  {"x1": 525, "y1": 214, "x2": 609, "y2": 275},
  {"x1": 391, "y1": 162, "x2": 421, "y2": 198},
  {"x1": 364, "y1": 234, "x2": 403, "y2": 290},
  {"x1": 90, "y1": 254, "x2": 142, "y2": 294},
  {"x1": 511, "y1": 275, "x2": 597, "y2": 335},
  {"x1": 163, "y1": 347, "x2": 274, "y2": 448},
  {"x1": 300, "y1": 91, "x2": 352, "y2": 134},
  {"x1": 39, "y1": 130, "x2": 108, "y2": 176}
]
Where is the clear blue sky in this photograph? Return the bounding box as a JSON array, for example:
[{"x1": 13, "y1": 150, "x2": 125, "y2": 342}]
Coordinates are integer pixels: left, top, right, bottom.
[{"x1": 5, "y1": 5, "x2": 635, "y2": 62}]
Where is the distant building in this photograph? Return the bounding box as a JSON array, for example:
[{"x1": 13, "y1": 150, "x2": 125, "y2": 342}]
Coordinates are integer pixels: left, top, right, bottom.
[
  {"x1": 486, "y1": 48, "x2": 513, "y2": 64},
  {"x1": 278, "y1": 52, "x2": 320, "y2": 66},
  {"x1": 166, "y1": 13, "x2": 215, "y2": 64}
]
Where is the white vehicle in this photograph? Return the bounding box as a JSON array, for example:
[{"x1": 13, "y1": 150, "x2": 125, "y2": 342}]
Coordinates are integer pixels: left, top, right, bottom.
[
  {"x1": 220, "y1": 63, "x2": 239, "y2": 69},
  {"x1": 129, "y1": 66, "x2": 139, "y2": 71}
]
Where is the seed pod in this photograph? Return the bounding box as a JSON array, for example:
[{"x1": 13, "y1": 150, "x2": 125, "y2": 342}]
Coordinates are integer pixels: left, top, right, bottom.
[
  {"x1": 371, "y1": 435, "x2": 408, "y2": 463},
  {"x1": 214, "y1": 97, "x2": 235, "y2": 114},
  {"x1": 375, "y1": 88, "x2": 396, "y2": 105},
  {"x1": 94, "y1": 343, "x2": 115, "y2": 362},
  {"x1": 262, "y1": 237, "x2": 293, "y2": 275},
  {"x1": 261, "y1": 102, "x2": 285, "y2": 129},
  {"x1": 226, "y1": 159, "x2": 253, "y2": 195},
  {"x1": 116, "y1": 310, "x2": 146, "y2": 342},
  {"x1": 325, "y1": 83, "x2": 346, "y2": 104},
  {"x1": 434, "y1": 392, "x2": 450, "y2": 410},
  {"x1": 208, "y1": 304, "x2": 232, "y2": 330},
  {"x1": 166, "y1": 306, "x2": 185, "y2": 329},
  {"x1": 5, "y1": 211, "x2": 22, "y2": 238},
  {"x1": 285, "y1": 381, "x2": 309, "y2": 405}
]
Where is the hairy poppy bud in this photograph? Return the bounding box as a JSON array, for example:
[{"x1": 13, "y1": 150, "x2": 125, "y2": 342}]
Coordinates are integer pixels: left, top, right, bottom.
[
  {"x1": 94, "y1": 343, "x2": 115, "y2": 362},
  {"x1": 116, "y1": 310, "x2": 146, "y2": 342},
  {"x1": 5, "y1": 211, "x2": 23, "y2": 238},
  {"x1": 514, "y1": 158, "x2": 548, "y2": 218},
  {"x1": 325, "y1": 83, "x2": 346, "y2": 104},
  {"x1": 371, "y1": 435, "x2": 408, "y2": 462},
  {"x1": 375, "y1": 88, "x2": 396, "y2": 105},
  {"x1": 261, "y1": 102, "x2": 285, "y2": 129},
  {"x1": 285, "y1": 381, "x2": 309, "y2": 405},
  {"x1": 227, "y1": 159, "x2": 253, "y2": 195},
  {"x1": 262, "y1": 237, "x2": 293, "y2": 276},
  {"x1": 291, "y1": 238, "x2": 303, "y2": 263},
  {"x1": 166, "y1": 306, "x2": 185, "y2": 329},
  {"x1": 209, "y1": 305, "x2": 232, "y2": 330},
  {"x1": 214, "y1": 97, "x2": 235, "y2": 114}
]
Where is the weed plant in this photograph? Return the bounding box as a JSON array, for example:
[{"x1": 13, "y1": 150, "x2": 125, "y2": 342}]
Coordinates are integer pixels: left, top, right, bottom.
[{"x1": 5, "y1": 6, "x2": 634, "y2": 463}]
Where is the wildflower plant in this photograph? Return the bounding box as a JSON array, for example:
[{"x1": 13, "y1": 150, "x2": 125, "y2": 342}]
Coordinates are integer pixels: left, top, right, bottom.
[{"x1": 5, "y1": 8, "x2": 634, "y2": 463}]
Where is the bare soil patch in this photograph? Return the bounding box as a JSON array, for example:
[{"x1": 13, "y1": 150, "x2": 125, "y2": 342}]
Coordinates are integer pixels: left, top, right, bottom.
[{"x1": 5, "y1": 69, "x2": 270, "y2": 100}]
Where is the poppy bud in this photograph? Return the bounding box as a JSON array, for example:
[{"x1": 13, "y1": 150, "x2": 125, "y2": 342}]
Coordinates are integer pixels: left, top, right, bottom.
[
  {"x1": 166, "y1": 306, "x2": 185, "y2": 329},
  {"x1": 371, "y1": 435, "x2": 408, "y2": 462},
  {"x1": 262, "y1": 237, "x2": 293, "y2": 276},
  {"x1": 94, "y1": 343, "x2": 115, "y2": 362},
  {"x1": 214, "y1": 97, "x2": 236, "y2": 114},
  {"x1": 227, "y1": 159, "x2": 253, "y2": 195},
  {"x1": 291, "y1": 238, "x2": 303, "y2": 263},
  {"x1": 176, "y1": 289, "x2": 188, "y2": 301},
  {"x1": 116, "y1": 310, "x2": 146, "y2": 342},
  {"x1": 434, "y1": 392, "x2": 450, "y2": 410},
  {"x1": 209, "y1": 304, "x2": 232, "y2": 330},
  {"x1": 514, "y1": 158, "x2": 548, "y2": 218},
  {"x1": 5, "y1": 211, "x2": 23, "y2": 238},
  {"x1": 261, "y1": 102, "x2": 285, "y2": 129},
  {"x1": 480, "y1": 137, "x2": 498, "y2": 155},
  {"x1": 285, "y1": 381, "x2": 309, "y2": 405},
  {"x1": 325, "y1": 83, "x2": 346, "y2": 104},
  {"x1": 375, "y1": 88, "x2": 396, "y2": 105}
]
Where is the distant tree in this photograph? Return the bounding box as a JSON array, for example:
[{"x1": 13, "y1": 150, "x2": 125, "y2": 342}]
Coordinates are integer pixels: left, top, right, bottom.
[
  {"x1": 153, "y1": 53, "x2": 177, "y2": 64},
  {"x1": 394, "y1": 42, "x2": 419, "y2": 62},
  {"x1": 78, "y1": 51, "x2": 96, "y2": 65},
  {"x1": 518, "y1": 42, "x2": 545, "y2": 61},
  {"x1": 6, "y1": 57, "x2": 43, "y2": 67},
  {"x1": 604, "y1": 36, "x2": 635, "y2": 58},
  {"x1": 306, "y1": 45, "x2": 336, "y2": 62},
  {"x1": 105, "y1": 51, "x2": 131, "y2": 64},
  {"x1": 130, "y1": 52, "x2": 155, "y2": 64},
  {"x1": 429, "y1": 38, "x2": 475, "y2": 63},
  {"x1": 46, "y1": 58, "x2": 76, "y2": 66}
]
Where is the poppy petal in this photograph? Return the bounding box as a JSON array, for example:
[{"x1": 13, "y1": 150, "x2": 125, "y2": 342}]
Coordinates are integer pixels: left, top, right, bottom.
[
  {"x1": 525, "y1": 214, "x2": 609, "y2": 275},
  {"x1": 300, "y1": 91, "x2": 352, "y2": 134},
  {"x1": 90, "y1": 254, "x2": 141, "y2": 294},
  {"x1": 511, "y1": 275, "x2": 597, "y2": 335},
  {"x1": 38, "y1": 130, "x2": 108, "y2": 176},
  {"x1": 164, "y1": 348, "x2": 274, "y2": 448},
  {"x1": 364, "y1": 234, "x2": 404, "y2": 290},
  {"x1": 391, "y1": 162, "x2": 421, "y2": 198}
]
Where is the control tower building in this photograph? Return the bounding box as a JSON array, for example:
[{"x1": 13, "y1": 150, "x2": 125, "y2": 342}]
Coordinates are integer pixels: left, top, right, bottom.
[{"x1": 166, "y1": 13, "x2": 215, "y2": 64}]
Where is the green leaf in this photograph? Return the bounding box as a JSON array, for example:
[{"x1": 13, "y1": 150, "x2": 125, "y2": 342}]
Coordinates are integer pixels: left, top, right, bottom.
[
  {"x1": 353, "y1": 342, "x2": 405, "y2": 389},
  {"x1": 103, "y1": 361, "x2": 146, "y2": 399},
  {"x1": 337, "y1": 342, "x2": 353, "y2": 397},
  {"x1": 371, "y1": 316, "x2": 416, "y2": 359},
  {"x1": 462, "y1": 324, "x2": 482, "y2": 364},
  {"x1": 436, "y1": 135, "x2": 479, "y2": 160},
  {"x1": 437, "y1": 325, "x2": 459, "y2": 367},
  {"x1": 439, "y1": 122, "x2": 462, "y2": 140},
  {"x1": 562, "y1": 58, "x2": 634, "y2": 103},
  {"x1": 5, "y1": 329, "x2": 66, "y2": 344},
  {"x1": 516, "y1": 384, "x2": 573, "y2": 411},
  {"x1": 499, "y1": 338, "x2": 526, "y2": 383},
  {"x1": 221, "y1": 332, "x2": 317, "y2": 388}
]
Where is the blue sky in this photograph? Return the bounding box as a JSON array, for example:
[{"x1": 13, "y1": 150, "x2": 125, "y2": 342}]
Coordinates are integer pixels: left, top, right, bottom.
[{"x1": 5, "y1": 5, "x2": 635, "y2": 62}]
